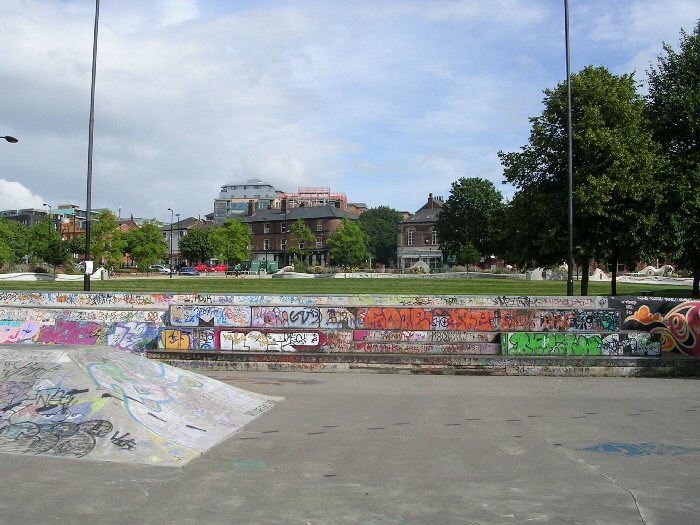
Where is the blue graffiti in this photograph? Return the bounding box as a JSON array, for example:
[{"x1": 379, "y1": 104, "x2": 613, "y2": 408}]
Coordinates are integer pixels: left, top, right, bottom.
[{"x1": 578, "y1": 441, "x2": 700, "y2": 457}]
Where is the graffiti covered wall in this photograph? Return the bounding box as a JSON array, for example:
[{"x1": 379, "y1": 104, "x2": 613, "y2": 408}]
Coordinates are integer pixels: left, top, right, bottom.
[{"x1": 0, "y1": 292, "x2": 695, "y2": 360}]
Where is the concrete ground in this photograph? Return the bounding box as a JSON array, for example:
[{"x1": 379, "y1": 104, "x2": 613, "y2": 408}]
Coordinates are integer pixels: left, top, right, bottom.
[{"x1": 1, "y1": 372, "x2": 698, "y2": 525}]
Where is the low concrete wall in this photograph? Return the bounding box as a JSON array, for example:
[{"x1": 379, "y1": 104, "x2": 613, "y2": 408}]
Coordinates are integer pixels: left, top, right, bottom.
[{"x1": 0, "y1": 291, "x2": 697, "y2": 375}]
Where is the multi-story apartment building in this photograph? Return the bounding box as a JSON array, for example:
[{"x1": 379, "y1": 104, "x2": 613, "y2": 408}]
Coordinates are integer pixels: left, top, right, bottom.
[
  {"x1": 0, "y1": 204, "x2": 110, "y2": 241},
  {"x1": 284, "y1": 187, "x2": 348, "y2": 212},
  {"x1": 0, "y1": 208, "x2": 47, "y2": 228},
  {"x1": 239, "y1": 200, "x2": 354, "y2": 267},
  {"x1": 213, "y1": 179, "x2": 283, "y2": 225},
  {"x1": 396, "y1": 193, "x2": 444, "y2": 271}
]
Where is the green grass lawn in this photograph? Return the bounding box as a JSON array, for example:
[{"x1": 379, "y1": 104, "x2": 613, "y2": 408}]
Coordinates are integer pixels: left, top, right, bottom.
[{"x1": 0, "y1": 276, "x2": 691, "y2": 297}]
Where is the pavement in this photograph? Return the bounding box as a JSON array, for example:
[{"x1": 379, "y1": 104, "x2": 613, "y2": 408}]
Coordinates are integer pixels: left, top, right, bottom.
[{"x1": 1, "y1": 370, "x2": 699, "y2": 524}]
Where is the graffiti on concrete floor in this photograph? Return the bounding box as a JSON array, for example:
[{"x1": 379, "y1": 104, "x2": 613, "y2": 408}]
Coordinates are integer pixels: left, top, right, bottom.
[{"x1": 578, "y1": 441, "x2": 700, "y2": 457}]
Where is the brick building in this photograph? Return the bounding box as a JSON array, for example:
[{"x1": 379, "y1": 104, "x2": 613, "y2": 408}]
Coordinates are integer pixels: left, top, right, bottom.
[
  {"x1": 239, "y1": 201, "x2": 355, "y2": 267},
  {"x1": 397, "y1": 193, "x2": 444, "y2": 271}
]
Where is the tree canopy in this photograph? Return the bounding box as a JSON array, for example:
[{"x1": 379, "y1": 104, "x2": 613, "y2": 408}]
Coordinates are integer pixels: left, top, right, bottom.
[
  {"x1": 90, "y1": 210, "x2": 127, "y2": 271},
  {"x1": 0, "y1": 218, "x2": 29, "y2": 266},
  {"x1": 285, "y1": 219, "x2": 316, "y2": 264},
  {"x1": 647, "y1": 21, "x2": 700, "y2": 297},
  {"x1": 210, "y1": 219, "x2": 251, "y2": 264},
  {"x1": 499, "y1": 66, "x2": 663, "y2": 294},
  {"x1": 358, "y1": 206, "x2": 403, "y2": 267},
  {"x1": 179, "y1": 227, "x2": 214, "y2": 263},
  {"x1": 123, "y1": 221, "x2": 168, "y2": 271},
  {"x1": 328, "y1": 217, "x2": 369, "y2": 267},
  {"x1": 434, "y1": 177, "x2": 504, "y2": 263}
]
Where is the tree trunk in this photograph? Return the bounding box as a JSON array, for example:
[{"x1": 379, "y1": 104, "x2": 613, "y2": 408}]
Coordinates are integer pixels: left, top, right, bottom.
[
  {"x1": 611, "y1": 250, "x2": 618, "y2": 296},
  {"x1": 580, "y1": 257, "x2": 590, "y2": 296},
  {"x1": 693, "y1": 262, "x2": 699, "y2": 299}
]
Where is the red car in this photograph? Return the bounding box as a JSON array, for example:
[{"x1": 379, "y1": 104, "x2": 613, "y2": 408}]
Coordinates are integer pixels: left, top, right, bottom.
[
  {"x1": 193, "y1": 263, "x2": 208, "y2": 272},
  {"x1": 208, "y1": 264, "x2": 228, "y2": 272}
]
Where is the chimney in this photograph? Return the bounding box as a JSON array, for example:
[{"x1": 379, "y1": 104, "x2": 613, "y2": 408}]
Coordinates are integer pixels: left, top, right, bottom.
[
  {"x1": 428, "y1": 193, "x2": 435, "y2": 208},
  {"x1": 248, "y1": 200, "x2": 256, "y2": 216}
]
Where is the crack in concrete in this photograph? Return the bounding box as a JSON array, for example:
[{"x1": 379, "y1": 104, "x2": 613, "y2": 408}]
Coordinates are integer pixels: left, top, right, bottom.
[{"x1": 544, "y1": 438, "x2": 646, "y2": 524}]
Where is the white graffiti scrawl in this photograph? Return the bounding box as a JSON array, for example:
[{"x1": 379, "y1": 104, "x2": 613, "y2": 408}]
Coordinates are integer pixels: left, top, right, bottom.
[{"x1": 219, "y1": 330, "x2": 321, "y2": 352}]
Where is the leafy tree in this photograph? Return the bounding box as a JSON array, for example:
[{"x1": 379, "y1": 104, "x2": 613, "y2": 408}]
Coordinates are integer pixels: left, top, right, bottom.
[
  {"x1": 499, "y1": 66, "x2": 663, "y2": 295},
  {"x1": 67, "y1": 233, "x2": 86, "y2": 258},
  {"x1": 43, "y1": 236, "x2": 70, "y2": 274},
  {"x1": 358, "y1": 206, "x2": 403, "y2": 267},
  {"x1": 124, "y1": 221, "x2": 168, "y2": 271},
  {"x1": 210, "y1": 219, "x2": 251, "y2": 265},
  {"x1": 286, "y1": 219, "x2": 316, "y2": 264},
  {"x1": 0, "y1": 221, "x2": 15, "y2": 266},
  {"x1": 0, "y1": 219, "x2": 29, "y2": 265},
  {"x1": 179, "y1": 226, "x2": 214, "y2": 264},
  {"x1": 328, "y1": 217, "x2": 369, "y2": 267},
  {"x1": 31, "y1": 216, "x2": 68, "y2": 272},
  {"x1": 434, "y1": 177, "x2": 504, "y2": 264},
  {"x1": 90, "y1": 210, "x2": 127, "y2": 271},
  {"x1": 647, "y1": 21, "x2": 700, "y2": 297},
  {"x1": 455, "y1": 243, "x2": 481, "y2": 267}
]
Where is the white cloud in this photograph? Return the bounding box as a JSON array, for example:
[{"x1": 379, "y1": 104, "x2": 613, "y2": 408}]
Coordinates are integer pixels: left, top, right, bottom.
[
  {"x1": 0, "y1": 180, "x2": 45, "y2": 211},
  {"x1": 1, "y1": 0, "x2": 698, "y2": 218}
]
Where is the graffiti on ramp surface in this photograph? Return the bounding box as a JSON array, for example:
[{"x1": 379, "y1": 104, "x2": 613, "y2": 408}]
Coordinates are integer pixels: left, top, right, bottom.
[{"x1": 0, "y1": 346, "x2": 280, "y2": 466}]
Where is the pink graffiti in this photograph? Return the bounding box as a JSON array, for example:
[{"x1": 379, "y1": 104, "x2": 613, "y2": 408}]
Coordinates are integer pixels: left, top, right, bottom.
[
  {"x1": 0, "y1": 321, "x2": 40, "y2": 343},
  {"x1": 36, "y1": 321, "x2": 103, "y2": 345}
]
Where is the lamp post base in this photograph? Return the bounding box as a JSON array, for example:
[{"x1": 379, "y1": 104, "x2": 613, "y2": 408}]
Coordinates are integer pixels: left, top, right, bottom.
[{"x1": 83, "y1": 274, "x2": 91, "y2": 292}]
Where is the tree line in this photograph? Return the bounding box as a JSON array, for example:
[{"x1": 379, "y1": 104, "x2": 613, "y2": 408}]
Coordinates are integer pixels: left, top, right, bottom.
[{"x1": 434, "y1": 21, "x2": 700, "y2": 298}]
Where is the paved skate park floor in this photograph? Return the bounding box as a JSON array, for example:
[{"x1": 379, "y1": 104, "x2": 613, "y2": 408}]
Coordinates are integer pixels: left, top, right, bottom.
[{"x1": 1, "y1": 369, "x2": 699, "y2": 525}]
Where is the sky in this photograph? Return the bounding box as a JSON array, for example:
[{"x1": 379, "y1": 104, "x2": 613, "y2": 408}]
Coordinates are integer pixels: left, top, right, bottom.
[{"x1": 1, "y1": 0, "x2": 699, "y2": 223}]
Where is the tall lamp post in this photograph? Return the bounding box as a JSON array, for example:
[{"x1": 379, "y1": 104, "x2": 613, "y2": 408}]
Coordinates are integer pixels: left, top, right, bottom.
[
  {"x1": 1, "y1": 136, "x2": 18, "y2": 144},
  {"x1": 84, "y1": 0, "x2": 100, "y2": 292},
  {"x1": 42, "y1": 203, "x2": 52, "y2": 245},
  {"x1": 167, "y1": 208, "x2": 174, "y2": 279},
  {"x1": 564, "y1": 0, "x2": 574, "y2": 296},
  {"x1": 175, "y1": 214, "x2": 180, "y2": 269}
]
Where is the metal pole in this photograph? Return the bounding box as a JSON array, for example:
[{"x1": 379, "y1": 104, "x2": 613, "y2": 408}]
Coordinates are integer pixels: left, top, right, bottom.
[
  {"x1": 84, "y1": 0, "x2": 100, "y2": 292},
  {"x1": 168, "y1": 208, "x2": 174, "y2": 278},
  {"x1": 175, "y1": 214, "x2": 180, "y2": 268},
  {"x1": 565, "y1": 0, "x2": 574, "y2": 296}
]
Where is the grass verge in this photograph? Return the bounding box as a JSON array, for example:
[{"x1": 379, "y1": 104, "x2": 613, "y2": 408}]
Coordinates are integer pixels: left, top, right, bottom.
[{"x1": 0, "y1": 276, "x2": 691, "y2": 297}]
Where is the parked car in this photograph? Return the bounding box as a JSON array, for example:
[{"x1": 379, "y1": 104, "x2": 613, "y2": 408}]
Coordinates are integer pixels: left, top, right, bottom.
[
  {"x1": 178, "y1": 266, "x2": 200, "y2": 276},
  {"x1": 193, "y1": 263, "x2": 208, "y2": 272},
  {"x1": 208, "y1": 263, "x2": 228, "y2": 272},
  {"x1": 149, "y1": 264, "x2": 171, "y2": 274}
]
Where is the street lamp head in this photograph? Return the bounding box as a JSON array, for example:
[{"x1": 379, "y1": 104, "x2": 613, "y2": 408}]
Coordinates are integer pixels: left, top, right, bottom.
[{"x1": 2, "y1": 136, "x2": 18, "y2": 143}]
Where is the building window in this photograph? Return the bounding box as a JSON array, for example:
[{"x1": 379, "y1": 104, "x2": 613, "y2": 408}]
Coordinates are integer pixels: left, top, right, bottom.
[
  {"x1": 316, "y1": 220, "x2": 322, "y2": 232},
  {"x1": 299, "y1": 241, "x2": 304, "y2": 249},
  {"x1": 432, "y1": 230, "x2": 439, "y2": 245},
  {"x1": 281, "y1": 223, "x2": 287, "y2": 233},
  {"x1": 264, "y1": 222, "x2": 270, "y2": 234},
  {"x1": 407, "y1": 229, "x2": 415, "y2": 246},
  {"x1": 263, "y1": 238, "x2": 270, "y2": 250},
  {"x1": 316, "y1": 236, "x2": 323, "y2": 248},
  {"x1": 281, "y1": 239, "x2": 287, "y2": 250}
]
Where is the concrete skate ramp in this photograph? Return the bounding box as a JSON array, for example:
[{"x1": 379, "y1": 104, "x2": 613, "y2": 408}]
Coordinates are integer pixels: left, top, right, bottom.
[{"x1": 0, "y1": 345, "x2": 280, "y2": 466}]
